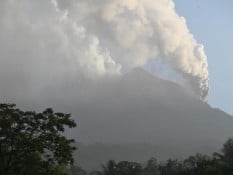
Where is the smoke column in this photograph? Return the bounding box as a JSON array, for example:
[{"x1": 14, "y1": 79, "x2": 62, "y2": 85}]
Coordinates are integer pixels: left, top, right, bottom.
[{"x1": 0, "y1": 0, "x2": 209, "y2": 100}]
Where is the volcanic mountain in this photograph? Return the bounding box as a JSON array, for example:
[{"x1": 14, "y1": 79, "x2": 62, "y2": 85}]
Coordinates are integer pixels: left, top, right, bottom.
[
  {"x1": 75, "y1": 68, "x2": 232, "y2": 143},
  {"x1": 67, "y1": 68, "x2": 233, "y2": 169}
]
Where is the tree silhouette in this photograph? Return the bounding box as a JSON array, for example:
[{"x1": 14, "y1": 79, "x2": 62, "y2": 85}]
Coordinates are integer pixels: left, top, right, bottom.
[{"x1": 0, "y1": 103, "x2": 77, "y2": 175}]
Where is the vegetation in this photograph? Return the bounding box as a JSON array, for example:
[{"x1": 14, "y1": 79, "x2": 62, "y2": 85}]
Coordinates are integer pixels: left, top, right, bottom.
[
  {"x1": 67, "y1": 139, "x2": 233, "y2": 175},
  {"x1": 1, "y1": 103, "x2": 233, "y2": 175},
  {"x1": 0, "y1": 103, "x2": 77, "y2": 175}
]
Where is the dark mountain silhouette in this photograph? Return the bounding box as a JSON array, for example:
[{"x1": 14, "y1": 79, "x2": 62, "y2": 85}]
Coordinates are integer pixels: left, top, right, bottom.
[
  {"x1": 75, "y1": 68, "x2": 232, "y2": 144},
  {"x1": 65, "y1": 68, "x2": 233, "y2": 169}
]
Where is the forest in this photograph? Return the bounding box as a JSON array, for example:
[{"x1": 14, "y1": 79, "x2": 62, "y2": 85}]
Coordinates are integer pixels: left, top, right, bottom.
[{"x1": 1, "y1": 103, "x2": 233, "y2": 175}]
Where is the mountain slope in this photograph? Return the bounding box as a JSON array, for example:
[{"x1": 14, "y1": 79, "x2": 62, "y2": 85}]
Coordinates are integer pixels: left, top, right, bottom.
[
  {"x1": 75, "y1": 68, "x2": 232, "y2": 144},
  {"x1": 66, "y1": 68, "x2": 233, "y2": 169}
]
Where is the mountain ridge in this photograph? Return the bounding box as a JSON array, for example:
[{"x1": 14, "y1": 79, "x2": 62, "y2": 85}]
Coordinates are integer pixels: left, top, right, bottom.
[
  {"x1": 65, "y1": 68, "x2": 233, "y2": 169},
  {"x1": 73, "y1": 68, "x2": 233, "y2": 144}
]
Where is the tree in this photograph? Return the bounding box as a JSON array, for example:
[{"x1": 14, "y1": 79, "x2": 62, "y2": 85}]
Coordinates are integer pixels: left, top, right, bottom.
[
  {"x1": 184, "y1": 154, "x2": 219, "y2": 175},
  {"x1": 96, "y1": 160, "x2": 143, "y2": 175},
  {"x1": 159, "y1": 159, "x2": 184, "y2": 175},
  {"x1": 66, "y1": 165, "x2": 87, "y2": 175},
  {"x1": 213, "y1": 138, "x2": 233, "y2": 174},
  {"x1": 115, "y1": 161, "x2": 143, "y2": 175},
  {"x1": 144, "y1": 157, "x2": 159, "y2": 175},
  {"x1": 222, "y1": 138, "x2": 233, "y2": 164},
  {"x1": 101, "y1": 160, "x2": 117, "y2": 175},
  {"x1": 0, "y1": 103, "x2": 77, "y2": 175}
]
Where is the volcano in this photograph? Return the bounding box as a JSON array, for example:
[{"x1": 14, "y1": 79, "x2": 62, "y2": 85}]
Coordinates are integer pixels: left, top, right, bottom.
[{"x1": 67, "y1": 68, "x2": 233, "y2": 169}]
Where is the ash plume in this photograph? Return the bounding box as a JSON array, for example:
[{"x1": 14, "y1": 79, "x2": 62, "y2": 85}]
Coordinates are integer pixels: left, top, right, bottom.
[{"x1": 0, "y1": 0, "x2": 209, "y2": 100}]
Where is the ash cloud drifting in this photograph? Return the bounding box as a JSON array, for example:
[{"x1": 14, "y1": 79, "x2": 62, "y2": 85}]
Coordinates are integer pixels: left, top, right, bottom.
[{"x1": 0, "y1": 0, "x2": 209, "y2": 100}]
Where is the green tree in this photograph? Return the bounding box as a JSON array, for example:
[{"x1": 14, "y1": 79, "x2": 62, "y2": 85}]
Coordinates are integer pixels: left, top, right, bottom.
[
  {"x1": 159, "y1": 159, "x2": 184, "y2": 175},
  {"x1": 144, "y1": 157, "x2": 159, "y2": 175},
  {"x1": 115, "y1": 161, "x2": 143, "y2": 175},
  {"x1": 101, "y1": 160, "x2": 117, "y2": 175},
  {"x1": 0, "y1": 103, "x2": 77, "y2": 175},
  {"x1": 184, "y1": 154, "x2": 219, "y2": 175},
  {"x1": 222, "y1": 138, "x2": 233, "y2": 164},
  {"x1": 97, "y1": 160, "x2": 143, "y2": 175},
  {"x1": 66, "y1": 165, "x2": 87, "y2": 175},
  {"x1": 212, "y1": 138, "x2": 233, "y2": 174}
]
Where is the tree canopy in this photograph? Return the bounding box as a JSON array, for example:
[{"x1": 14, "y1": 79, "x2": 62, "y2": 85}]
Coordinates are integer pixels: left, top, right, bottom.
[
  {"x1": 0, "y1": 103, "x2": 77, "y2": 175},
  {"x1": 68, "y1": 139, "x2": 233, "y2": 175}
]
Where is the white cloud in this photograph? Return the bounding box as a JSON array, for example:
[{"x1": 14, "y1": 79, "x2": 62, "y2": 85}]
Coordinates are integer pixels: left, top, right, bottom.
[{"x1": 0, "y1": 0, "x2": 209, "y2": 100}]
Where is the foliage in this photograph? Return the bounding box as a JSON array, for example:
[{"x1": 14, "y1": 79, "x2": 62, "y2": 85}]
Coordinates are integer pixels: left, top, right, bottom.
[
  {"x1": 69, "y1": 138, "x2": 233, "y2": 175},
  {"x1": 144, "y1": 158, "x2": 159, "y2": 175},
  {"x1": 0, "y1": 103, "x2": 77, "y2": 175},
  {"x1": 66, "y1": 165, "x2": 87, "y2": 175},
  {"x1": 90, "y1": 160, "x2": 143, "y2": 175},
  {"x1": 222, "y1": 138, "x2": 233, "y2": 164}
]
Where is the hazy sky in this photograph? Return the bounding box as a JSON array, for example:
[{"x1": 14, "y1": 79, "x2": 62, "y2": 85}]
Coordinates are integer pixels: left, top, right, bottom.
[
  {"x1": 0, "y1": 0, "x2": 232, "y2": 114},
  {"x1": 0, "y1": 0, "x2": 210, "y2": 101},
  {"x1": 174, "y1": 0, "x2": 233, "y2": 115}
]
